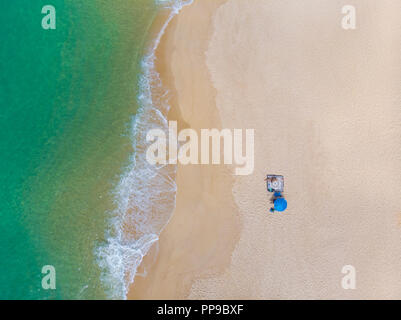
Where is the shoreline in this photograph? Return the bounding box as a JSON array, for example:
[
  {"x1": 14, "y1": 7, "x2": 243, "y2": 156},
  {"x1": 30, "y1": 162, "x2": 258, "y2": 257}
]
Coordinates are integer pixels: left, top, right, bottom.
[
  {"x1": 128, "y1": 0, "x2": 238, "y2": 299},
  {"x1": 97, "y1": 1, "x2": 196, "y2": 299}
]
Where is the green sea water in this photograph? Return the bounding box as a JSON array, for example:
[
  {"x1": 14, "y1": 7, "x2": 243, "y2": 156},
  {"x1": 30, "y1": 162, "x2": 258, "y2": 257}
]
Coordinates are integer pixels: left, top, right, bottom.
[{"x1": 0, "y1": 0, "x2": 158, "y2": 299}]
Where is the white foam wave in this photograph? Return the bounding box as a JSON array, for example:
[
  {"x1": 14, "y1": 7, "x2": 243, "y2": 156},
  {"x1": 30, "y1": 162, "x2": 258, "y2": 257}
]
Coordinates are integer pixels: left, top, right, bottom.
[{"x1": 96, "y1": 0, "x2": 193, "y2": 300}]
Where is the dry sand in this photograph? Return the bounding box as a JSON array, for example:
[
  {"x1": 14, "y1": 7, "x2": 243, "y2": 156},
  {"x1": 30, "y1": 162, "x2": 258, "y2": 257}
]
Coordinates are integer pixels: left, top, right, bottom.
[{"x1": 129, "y1": 0, "x2": 401, "y2": 299}]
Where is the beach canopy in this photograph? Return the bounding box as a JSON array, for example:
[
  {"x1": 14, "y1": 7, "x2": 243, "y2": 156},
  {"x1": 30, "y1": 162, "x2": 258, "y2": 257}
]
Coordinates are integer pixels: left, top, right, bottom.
[{"x1": 274, "y1": 198, "x2": 287, "y2": 212}]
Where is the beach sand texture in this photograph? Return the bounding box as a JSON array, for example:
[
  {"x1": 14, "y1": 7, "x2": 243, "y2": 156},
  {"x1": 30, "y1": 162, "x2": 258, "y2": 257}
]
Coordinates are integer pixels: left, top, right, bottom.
[{"x1": 129, "y1": 0, "x2": 401, "y2": 299}]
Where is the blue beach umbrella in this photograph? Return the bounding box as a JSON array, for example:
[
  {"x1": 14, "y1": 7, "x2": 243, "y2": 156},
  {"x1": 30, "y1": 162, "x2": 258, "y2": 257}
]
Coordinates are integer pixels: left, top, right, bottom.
[{"x1": 274, "y1": 198, "x2": 287, "y2": 212}]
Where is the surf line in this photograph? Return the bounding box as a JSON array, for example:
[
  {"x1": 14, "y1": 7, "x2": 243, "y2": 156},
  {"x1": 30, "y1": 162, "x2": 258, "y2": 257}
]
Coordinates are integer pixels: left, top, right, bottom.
[
  {"x1": 157, "y1": 304, "x2": 191, "y2": 318},
  {"x1": 146, "y1": 121, "x2": 255, "y2": 175}
]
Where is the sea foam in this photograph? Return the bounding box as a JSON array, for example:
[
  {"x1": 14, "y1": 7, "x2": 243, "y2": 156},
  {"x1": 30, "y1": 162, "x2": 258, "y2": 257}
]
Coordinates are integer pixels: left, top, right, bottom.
[{"x1": 96, "y1": 0, "x2": 193, "y2": 300}]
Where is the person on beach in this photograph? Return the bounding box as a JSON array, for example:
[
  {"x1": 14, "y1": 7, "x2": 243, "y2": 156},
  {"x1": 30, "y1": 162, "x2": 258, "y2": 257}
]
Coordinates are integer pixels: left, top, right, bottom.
[{"x1": 265, "y1": 176, "x2": 287, "y2": 213}]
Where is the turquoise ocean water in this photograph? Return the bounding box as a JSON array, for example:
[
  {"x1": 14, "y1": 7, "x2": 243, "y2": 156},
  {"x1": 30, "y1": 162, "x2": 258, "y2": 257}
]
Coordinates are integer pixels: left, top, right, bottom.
[{"x1": 0, "y1": 0, "x2": 160, "y2": 299}]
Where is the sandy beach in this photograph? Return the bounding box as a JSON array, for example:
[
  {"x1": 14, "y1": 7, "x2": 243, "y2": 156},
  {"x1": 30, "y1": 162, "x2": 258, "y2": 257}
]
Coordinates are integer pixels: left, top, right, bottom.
[{"x1": 129, "y1": 0, "x2": 401, "y2": 299}]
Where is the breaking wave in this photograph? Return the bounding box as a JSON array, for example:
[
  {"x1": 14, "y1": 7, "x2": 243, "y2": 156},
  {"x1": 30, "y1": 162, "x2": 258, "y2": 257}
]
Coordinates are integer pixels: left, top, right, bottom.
[{"x1": 96, "y1": 0, "x2": 193, "y2": 299}]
